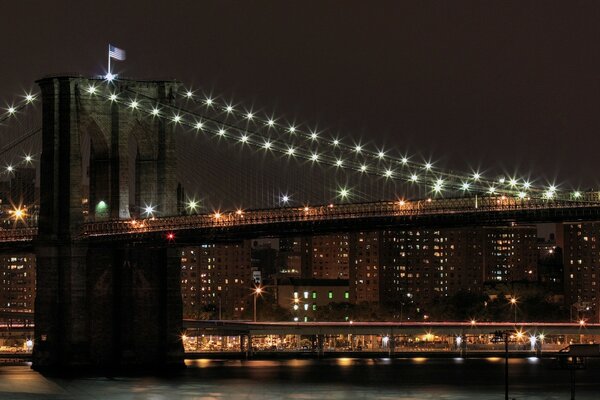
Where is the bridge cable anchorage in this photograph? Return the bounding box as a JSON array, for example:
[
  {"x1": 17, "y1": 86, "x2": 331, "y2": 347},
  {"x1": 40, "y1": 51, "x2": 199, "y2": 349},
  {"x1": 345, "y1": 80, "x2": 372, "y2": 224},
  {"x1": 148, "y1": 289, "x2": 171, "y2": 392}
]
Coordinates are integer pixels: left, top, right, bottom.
[{"x1": 85, "y1": 81, "x2": 590, "y2": 203}]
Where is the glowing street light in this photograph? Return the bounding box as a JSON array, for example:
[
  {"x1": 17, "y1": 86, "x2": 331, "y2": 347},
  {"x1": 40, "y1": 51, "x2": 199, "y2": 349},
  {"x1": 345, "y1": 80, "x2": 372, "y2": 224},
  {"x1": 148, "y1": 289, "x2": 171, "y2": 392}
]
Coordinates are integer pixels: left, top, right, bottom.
[
  {"x1": 253, "y1": 286, "x2": 263, "y2": 322},
  {"x1": 509, "y1": 297, "x2": 518, "y2": 322}
]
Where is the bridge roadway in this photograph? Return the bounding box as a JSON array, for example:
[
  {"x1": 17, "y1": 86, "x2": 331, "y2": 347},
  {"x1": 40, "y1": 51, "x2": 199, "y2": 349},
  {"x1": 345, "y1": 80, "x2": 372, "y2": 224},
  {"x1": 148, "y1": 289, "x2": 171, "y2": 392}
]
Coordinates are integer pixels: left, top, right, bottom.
[
  {"x1": 5, "y1": 317, "x2": 599, "y2": 336},
  {"x1": 2, "y1": 196, "x2": 600, "y2": 244},
  {"x1": 183, "y1": 320, "x2": 600, "y2": 336}
]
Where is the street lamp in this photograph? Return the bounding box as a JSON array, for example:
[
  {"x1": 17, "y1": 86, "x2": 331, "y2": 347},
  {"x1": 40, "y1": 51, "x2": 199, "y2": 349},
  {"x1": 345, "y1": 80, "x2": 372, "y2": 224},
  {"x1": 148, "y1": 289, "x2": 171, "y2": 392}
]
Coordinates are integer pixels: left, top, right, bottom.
[
  {"x1": 509, "y1": 297, "x2": 518, "y2": 323},
  {"x1": 253, "y1": 286, "x2": 263, "y2": 322}
]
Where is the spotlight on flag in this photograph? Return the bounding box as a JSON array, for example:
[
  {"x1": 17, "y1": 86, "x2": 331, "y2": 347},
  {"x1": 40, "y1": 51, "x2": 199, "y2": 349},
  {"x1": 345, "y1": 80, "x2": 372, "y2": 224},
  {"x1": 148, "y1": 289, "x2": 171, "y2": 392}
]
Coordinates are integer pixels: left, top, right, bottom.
[{"x1": 106, "y1": 44, "x2": 126, "y2": 80}]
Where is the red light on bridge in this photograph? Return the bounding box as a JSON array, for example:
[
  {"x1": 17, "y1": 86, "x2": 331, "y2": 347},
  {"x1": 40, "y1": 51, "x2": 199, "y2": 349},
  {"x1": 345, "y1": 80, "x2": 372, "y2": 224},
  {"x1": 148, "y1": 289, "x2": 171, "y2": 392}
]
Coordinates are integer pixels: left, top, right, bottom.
[{"x1": 166, "y1": 232, "x2": 175, "y2": 241}]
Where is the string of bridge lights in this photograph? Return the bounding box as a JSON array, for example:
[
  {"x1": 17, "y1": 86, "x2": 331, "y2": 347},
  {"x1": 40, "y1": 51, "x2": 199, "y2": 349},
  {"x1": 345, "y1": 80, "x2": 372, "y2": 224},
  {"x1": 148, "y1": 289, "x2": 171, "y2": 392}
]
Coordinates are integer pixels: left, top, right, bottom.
[
  {"x1": 1, "y1": 83, "x2": 587, "y2": 203},
  {"x1": 0, "y1": 93, "x2": 39, "y2": 177},
  {"x1": 112, "y1": 83, "x2": 583, "y2": 202}
]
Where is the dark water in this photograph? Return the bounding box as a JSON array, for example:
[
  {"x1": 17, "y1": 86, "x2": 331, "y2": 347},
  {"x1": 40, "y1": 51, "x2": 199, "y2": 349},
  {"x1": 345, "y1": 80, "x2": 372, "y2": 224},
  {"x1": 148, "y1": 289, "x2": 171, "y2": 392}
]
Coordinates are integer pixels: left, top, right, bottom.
[{"x1": 1, "y1": 358, "x2": 599, "y2": 399}]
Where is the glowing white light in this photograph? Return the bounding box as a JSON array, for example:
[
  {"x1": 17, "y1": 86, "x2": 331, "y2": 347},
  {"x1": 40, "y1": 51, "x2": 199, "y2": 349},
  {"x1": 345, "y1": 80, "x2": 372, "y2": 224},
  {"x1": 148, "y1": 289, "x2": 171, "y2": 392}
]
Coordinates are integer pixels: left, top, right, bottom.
[
  {"x1": 143, "y1": 204, "x2": 156, "y2": 217},
  {"x1": 172, "y1": 114, "x2": 181, "y2": 123},
  {"x1": 24, "y1": 155, "x2": 32, "y2": 163},
  {"x1": 310, "y1": 132, "x2": 318, "y2": 140},
  {"x1": 105, "y1": 72, "x2": 115, "y2": 82},
  {"x1": 360, "y1": 165, "x2": 367, "y2": 172},
  {"x1": 462, "y1": 182, "x2": 470, "y2": 190},
  {"x1": 226, "y1": 105, "x2": 234, "y2": 113},
  {"x1": 25, "y1": 94, "x2": 34, "y2": 103},
  {"x1": 195, "y1": 121, "x2": 203, "y2": 130},
  {"x1": 240, "y1": 134, "x2": 248, "y2": 143},
  {"x1": 311, "y1": 153, "x2": 319, "y2": 162},
  {"x1": 401, "y1": 157, "x2": 408, "y2": 164},
  {"x1": 267, "y1": 119, "x2": 275, "y2": 126},
  {"x1": 384, "y1": 169, "x2": 393, "y2": 178},
  {"x1": 333, "y1": 139, "x2": 339, "y2": 146},
  {"x1": 436, "y1": 178, "x2": 444, "y2": 185},
  {"x1": 473, "y1": 172, "x2": 481, "y2": 180},
  {"x1": 87, "y1": 85, "x2": 96, "y2": 94},
  {"x1": 263, "y1": 141, "x2": 272, "y2": 149},
  {"x1": 433, "y1": 182, "x2": 443, "y2": 192},
  {"x1": 281, "y1": 195, "x2": 290, "y2": 204},
  {"x1": 378, "y1": 151, "x2": 385, "y2": 159},
  {"x1": 205, "y1": 98, "x2": 213, "y2": 106},
  {"x1": 187, "y1": 200, "x2": 199, "y2": 212},
  {"x1": 545, "y1": 190, "x2": 554, "y2": 199},
  {"x1": 410, "y1": 174, "x2": 418, "y2": 182},
  {"x1": 498, "y1": 177, "x2": 506, "y2": 184},
  {"x1": 130, "y1": 100, "x2": 138, "y2": 109},
  {"x1": 425, "y1": 163, "x2": 432, "y2": 170},
  {"x1": 488, "y1": 186, "x2": 496, "y2": 194},
  {"x1": 6, "y1": 165, "x2": 13, "y2": 172},
  {"x1": 151, "y1": 108, "x2": 159, "y2": 116},
  {"x1": 246, "y1": 112, "x2": 254, "y2": 120},
  {"x1": 573, "y1": 191, "x2": 582, "y2": 199},
  {"x1": 7, "y1": 107, "x2": 15, "y2": 114},
  {"x1": 529, "y1": 335, "x2": 537, "y2": 348},
  {"x1": 288, "y1": 126, "x2": 296, "y2": 133},
  {"x1": 355, "y1": 145, "x2": 362, "y2": 153},
  {"x1": 287, "y1": 147, "x2": 296, "y2": 156},
  {"x1": 218, "y1": 129, "x2": 226, "y2": 136},
  {"x1": 518, "y1": 191, "x2": 527, "y2": 199},
  {"x1": 548, "y1": 185, "x2": 557, "y2": 192},
  {"x1": 523, "y1": 181, "x2": 531, "y2": 189},
  {"x1": 336, "y1": 159, "x2": 343, "y2": 167},
  {"x1": 186, "y1": 91, "x2": 193, "y2": 98},
  {"x1": 109, "y1": 93, "x2": 118, "y2": 101},
  {"x1": 339, "y1": 188, "x2": 349, "y2": 198},
  {"x1": 509, "y1": 179, "x2": 518, "y2": 187}
]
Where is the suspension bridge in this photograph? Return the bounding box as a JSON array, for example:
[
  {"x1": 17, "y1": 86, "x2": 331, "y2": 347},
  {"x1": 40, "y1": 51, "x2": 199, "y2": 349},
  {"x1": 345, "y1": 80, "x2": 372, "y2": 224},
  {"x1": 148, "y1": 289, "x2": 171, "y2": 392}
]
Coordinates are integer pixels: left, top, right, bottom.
[{"x1": 0, "y1": 75, "x2": 599, "y2": 371}]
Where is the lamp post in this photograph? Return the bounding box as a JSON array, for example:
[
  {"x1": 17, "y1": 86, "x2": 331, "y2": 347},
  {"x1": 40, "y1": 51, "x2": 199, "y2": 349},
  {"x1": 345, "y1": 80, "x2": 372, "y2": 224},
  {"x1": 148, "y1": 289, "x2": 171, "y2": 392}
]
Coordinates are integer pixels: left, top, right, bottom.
[
  {"x1": 253, "y1": 286, "x2": 262, "y2": 322},
  {"x1": 493, "y1": 330, "x2": 510, "y2": 400},
  {"x1": 509, "y1": 297, "x2": 517, "y2": 323}
]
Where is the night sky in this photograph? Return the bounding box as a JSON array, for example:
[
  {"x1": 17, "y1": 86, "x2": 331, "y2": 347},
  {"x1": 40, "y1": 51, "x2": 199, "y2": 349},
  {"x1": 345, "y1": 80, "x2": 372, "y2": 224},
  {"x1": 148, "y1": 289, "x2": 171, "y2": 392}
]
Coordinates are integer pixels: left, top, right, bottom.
[{"x1": 2, "y1": 1, "x2": 600, "y2": 198}]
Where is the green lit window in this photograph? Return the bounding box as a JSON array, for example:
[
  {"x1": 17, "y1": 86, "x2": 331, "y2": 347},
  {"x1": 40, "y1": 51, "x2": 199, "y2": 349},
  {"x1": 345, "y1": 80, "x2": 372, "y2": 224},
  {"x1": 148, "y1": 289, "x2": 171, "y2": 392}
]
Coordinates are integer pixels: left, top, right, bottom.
[
  {"x1": 328, "y1": 291, "x2": 333, "y2": 299},
  {"x1": 312, "y1": 291, "x2": 317, "y2": 299},
  {"x1": 312, "y1": 304, "x2": 317, "y2": 311},
  {"x1": 344, "y1": 291, "x2": 349, "y2": 299}
]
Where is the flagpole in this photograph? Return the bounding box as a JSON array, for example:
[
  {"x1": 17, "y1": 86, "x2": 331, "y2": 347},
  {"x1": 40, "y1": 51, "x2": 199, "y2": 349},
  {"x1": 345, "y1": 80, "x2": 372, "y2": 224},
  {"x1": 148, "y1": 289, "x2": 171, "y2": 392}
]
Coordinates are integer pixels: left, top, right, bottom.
[{"x1": 107, "y1": 44, "x2": 111, "y2": 75}]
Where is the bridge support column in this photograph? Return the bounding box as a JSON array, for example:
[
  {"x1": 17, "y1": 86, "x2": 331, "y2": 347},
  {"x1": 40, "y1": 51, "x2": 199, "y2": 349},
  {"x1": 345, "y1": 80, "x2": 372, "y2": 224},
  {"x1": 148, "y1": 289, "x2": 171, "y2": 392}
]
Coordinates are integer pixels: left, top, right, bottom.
[
  {"x1": 459, "y1": 334, "x2": 467, "y2": 358},
  {"x1": 33, "y1": 243, "x2": 184, "y2": 372},
  {"x1": 316, "y1": 334, "x2": 324, "y2": 358}
]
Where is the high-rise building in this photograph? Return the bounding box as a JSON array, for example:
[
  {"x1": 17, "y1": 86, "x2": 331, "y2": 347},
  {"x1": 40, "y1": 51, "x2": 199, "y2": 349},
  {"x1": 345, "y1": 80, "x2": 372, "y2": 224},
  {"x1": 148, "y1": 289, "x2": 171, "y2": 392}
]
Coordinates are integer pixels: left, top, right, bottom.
[
  {"x1": 305, "y1": 234, "x2": 350, "y2": 279},
  {"x1": 180, "y1": 248, "x2": 200, "y2": 318},
  {"x1": 350, "y1": 225, "x2": 538, "y2": 307},
  {"x1": 181, "y1": 241, "x2": 253, "y2": 319},
  {"x1": 483, "y1": 225, "x2": 538, "y2": 282},
  {"x1": 560, "y1": 222, "x2": 600, "y2": 321},
  {"x1": 0, "y1": 253, "x2": 36, "y2": 312}
]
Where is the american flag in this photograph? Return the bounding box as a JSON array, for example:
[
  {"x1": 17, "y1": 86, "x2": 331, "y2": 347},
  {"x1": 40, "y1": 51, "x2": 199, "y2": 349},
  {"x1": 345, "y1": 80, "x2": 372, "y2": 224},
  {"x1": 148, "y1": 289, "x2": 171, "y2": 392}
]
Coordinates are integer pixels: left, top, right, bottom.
[{"x1": 109, "y1": 44, "x2": 126, "y2": 61}]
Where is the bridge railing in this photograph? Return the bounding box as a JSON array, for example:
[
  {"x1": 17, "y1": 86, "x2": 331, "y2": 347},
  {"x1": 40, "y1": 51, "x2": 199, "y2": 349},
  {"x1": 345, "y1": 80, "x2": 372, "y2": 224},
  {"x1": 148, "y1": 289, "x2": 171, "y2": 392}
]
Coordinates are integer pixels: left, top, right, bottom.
[
  {"x1": 0, "y1": 197, "x2": 597, "y2": 240},
  {"x1": 80, "y1": 196, "x2": 600, "y2": 237}
]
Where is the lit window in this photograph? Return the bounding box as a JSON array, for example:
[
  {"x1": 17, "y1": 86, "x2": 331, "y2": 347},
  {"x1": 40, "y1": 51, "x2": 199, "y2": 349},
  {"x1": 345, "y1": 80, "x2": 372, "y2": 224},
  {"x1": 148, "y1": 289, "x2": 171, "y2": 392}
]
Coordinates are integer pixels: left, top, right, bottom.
[{"x1": 328, "y1": 291, "x2": 333, "y2": 299}]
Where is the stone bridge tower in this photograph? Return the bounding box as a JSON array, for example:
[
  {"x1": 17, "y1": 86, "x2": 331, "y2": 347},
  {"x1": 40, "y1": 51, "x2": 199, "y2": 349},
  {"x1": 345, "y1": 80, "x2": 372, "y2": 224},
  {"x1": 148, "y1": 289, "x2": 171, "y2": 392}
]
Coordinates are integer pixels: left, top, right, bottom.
[{"x1": 33, "y1": 76, "x2": 184, "y2": 371}]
